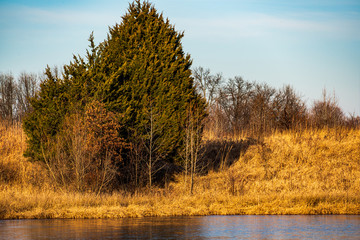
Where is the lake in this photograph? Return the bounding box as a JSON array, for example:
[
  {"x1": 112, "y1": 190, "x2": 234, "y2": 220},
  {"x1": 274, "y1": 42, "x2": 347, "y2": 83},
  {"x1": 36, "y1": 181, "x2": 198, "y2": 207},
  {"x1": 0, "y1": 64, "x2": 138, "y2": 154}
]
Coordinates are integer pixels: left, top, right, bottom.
[{"x1": 0, "y1": 215, "x2": 359, "y2": 239}]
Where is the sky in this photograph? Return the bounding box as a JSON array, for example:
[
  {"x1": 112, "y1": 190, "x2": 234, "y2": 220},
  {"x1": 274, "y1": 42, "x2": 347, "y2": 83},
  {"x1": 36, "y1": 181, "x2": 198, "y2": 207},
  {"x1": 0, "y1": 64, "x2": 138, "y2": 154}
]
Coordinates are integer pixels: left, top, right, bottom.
[{"x1": 0, "y1": 0, "x2": 359, "y2": 116}]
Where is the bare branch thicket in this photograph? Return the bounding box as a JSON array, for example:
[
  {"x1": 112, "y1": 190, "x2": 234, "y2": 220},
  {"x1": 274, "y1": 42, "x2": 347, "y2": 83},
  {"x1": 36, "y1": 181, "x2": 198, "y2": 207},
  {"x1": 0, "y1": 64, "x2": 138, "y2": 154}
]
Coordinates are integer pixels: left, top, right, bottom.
[
  {"x1": 140, "y1": 100, "x2": 170, "y2": 188},
  {"x1": 311, "y1": 89, "x2": 344, "y2": 128},
  {"x1": 43, "y1": 101, "x2": 126, "y2": 192},
  {"x1": 40, "y1": 114, "x2": 90, "y2": 191},
  {"x1": 345, "y1": 113, "x2": 360, "y2": 129},
  {"x1": 84, "y1": 101, "x2": 127, "y2": 193},
  {"x1": 249, "y1": 83, "x2": 276, "y2": 138},
  {"x1": 272, "y1": 85, "x2": 307, "y2": 131},
  {"x1": 218, "y1": 77, "x2": 254, "y2": 136},
  {"x1": 127, "y1": 135, "x2": 147, "y2": 189},
  {"x1": 0, "y1": 72, "x2": 39, "y2": 123},
  {"x1": 182, "y1": 101, "x2": 205, "y2": 194}
]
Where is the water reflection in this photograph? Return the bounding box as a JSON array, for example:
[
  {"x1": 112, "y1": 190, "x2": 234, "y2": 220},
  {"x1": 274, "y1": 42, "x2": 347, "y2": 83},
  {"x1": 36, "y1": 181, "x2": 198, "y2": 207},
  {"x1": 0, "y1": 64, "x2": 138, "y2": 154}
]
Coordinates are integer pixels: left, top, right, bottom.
[
  {"x1": 0, "y1": 215, "x2": 359, "y2": 239},
  {"x1": 198, "y1": 215, "x2": 360, "y2": 239}
]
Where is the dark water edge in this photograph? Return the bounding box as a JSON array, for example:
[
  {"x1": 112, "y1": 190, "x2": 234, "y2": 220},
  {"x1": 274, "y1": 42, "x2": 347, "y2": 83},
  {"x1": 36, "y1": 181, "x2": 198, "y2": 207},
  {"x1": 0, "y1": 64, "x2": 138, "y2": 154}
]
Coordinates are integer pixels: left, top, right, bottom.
[{"x1": 0, "y1": 215, "x2": 359, "y2": 239}]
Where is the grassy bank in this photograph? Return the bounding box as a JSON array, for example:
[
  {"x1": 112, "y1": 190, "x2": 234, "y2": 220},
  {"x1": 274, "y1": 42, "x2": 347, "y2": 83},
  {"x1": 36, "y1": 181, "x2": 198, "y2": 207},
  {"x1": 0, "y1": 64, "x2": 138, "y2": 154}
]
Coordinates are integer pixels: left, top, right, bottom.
[{"x1": 1, "y1": 123, "x2": 359, "y2": 219}]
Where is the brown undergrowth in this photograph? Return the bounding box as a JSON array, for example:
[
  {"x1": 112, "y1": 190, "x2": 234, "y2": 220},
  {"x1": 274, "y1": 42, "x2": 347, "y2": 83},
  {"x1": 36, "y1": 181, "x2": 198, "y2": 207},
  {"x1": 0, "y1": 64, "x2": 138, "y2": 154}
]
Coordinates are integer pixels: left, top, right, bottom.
[{"x1": 1, "y1": 122, "x2": 359, "y2": 219}]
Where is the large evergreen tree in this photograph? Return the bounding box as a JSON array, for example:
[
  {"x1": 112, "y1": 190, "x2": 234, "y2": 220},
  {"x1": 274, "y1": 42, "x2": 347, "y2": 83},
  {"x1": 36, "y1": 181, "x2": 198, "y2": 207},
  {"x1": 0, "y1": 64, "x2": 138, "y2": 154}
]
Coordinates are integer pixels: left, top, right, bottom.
[
  {"x1": 23, "y1": 0, "x2": 206, "y2": 186},
  {"x1": 98, "y1": 0, "x2": 205, "y2": 166}
]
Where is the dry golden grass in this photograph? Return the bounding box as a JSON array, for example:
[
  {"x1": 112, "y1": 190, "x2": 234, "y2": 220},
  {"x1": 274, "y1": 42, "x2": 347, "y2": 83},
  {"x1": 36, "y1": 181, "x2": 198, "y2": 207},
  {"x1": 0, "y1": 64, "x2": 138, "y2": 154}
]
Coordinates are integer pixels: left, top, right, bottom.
[
  {"x1": 0, "y1": 122, "x2": 48, "y2": 187},
  {"x1": 1, "y1": 122, "x2": 359, "y2": 219},
  {"x1": 175, "y1": 127, "x2": 360, "y2": 215}
]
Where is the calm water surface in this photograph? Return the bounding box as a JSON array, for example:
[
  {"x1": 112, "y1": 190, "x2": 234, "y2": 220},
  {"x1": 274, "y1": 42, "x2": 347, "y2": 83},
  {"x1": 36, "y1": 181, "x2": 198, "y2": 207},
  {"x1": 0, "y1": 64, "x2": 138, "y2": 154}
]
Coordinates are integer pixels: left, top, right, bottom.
[{"x1": 0, "y1": 215, "x2": 359, "y2": 239}]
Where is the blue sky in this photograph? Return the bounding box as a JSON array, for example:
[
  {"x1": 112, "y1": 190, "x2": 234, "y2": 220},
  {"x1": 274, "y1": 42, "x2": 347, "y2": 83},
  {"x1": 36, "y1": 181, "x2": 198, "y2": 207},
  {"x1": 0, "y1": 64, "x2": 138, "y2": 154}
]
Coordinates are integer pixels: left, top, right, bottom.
[{"x1": 1, "y1": 0, "x2": 359, "y2": 115}]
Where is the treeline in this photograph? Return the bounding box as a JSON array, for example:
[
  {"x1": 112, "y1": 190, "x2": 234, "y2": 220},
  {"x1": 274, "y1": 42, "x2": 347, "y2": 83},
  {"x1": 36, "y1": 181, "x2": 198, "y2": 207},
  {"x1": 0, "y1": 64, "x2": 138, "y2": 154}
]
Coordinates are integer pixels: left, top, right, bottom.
[
  {"x1": 193, "y1": 67, "x2": 360, "y2": 139},
  {"x1": 4, "y1": 69, "x2": 357, "y2": 134}
]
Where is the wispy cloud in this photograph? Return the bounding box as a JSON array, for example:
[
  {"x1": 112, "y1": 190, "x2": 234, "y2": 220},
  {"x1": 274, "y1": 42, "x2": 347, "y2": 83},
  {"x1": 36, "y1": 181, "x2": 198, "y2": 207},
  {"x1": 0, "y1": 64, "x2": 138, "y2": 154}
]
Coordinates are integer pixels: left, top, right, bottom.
[
  {"x1": 2, "y1": 3, "x2": 359, "y2": 40},
  {"x1": 176, "y1": 12, "x2": 360, "y2": 40},
  {"x1": 1, "y1": 5, "x2": 122, "y2": 27}
]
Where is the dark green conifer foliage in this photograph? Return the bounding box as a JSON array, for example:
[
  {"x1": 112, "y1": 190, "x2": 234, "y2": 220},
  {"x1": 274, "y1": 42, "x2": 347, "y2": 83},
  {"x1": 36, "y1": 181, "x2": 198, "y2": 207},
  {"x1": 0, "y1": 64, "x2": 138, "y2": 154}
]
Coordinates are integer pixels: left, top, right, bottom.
[
  {"x1": 23, "y1": 67, "x2": 69, "y2": 160},
  {"x1": 98, "y1": 0, "x2": 206, "y2": 165}
]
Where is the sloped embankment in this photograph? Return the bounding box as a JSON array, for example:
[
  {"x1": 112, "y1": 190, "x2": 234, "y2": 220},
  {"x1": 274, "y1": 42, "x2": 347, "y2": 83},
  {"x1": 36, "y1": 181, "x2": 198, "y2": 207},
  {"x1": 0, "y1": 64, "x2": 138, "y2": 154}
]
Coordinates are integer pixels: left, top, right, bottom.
[{"x1": 171, "y1": 129, "x2": 360, "y2": 215}]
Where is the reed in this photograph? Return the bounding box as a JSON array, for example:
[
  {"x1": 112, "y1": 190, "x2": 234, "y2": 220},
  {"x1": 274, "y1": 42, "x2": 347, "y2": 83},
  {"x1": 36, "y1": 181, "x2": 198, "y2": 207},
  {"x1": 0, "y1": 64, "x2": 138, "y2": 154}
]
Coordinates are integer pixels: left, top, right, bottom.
[{"x1": 1, "y1": 122, "x2": 359, "y2": 219}]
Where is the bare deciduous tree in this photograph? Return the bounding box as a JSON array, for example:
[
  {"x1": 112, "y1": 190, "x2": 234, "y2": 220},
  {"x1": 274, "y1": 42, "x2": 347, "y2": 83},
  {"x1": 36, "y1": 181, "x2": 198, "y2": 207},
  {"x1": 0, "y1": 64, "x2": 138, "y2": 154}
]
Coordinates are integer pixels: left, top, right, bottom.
[
  {"x1": 193, "y1": 67, "x2": 222, "y2": 107},
  {"x1": 250, "y1": 83, "x2": 276, "y2": 138},
  {"x1": 218, "y1": 76, "x2": 254, "y2": 136},
  {"x1": 141, "y1": 100, "x2": 169, "y2": 188},
  {"x1": 16, "y1": 72, "x2": 38, "y2": 120},
  {"x1": 181, "y1": 101, "x2": 205, "y2": 194},
  {"x1": 0, "y1": 73, "x2": 16, "y2": 122},
  {"x1": 193, "y1": 67, "x2": 224, "y2": 138}
]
